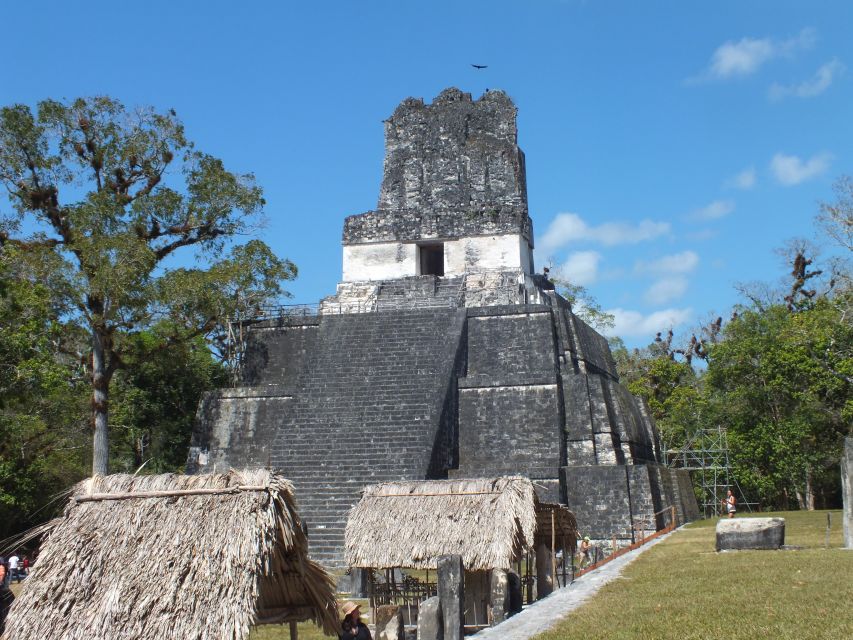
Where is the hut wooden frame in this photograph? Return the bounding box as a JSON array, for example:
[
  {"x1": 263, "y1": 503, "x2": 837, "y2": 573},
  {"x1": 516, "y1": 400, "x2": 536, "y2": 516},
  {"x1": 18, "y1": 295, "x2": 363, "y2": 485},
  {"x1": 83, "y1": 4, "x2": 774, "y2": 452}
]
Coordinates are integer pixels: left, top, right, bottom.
[{"x1": 345, "y1": 477, "x2": 577, "y2": 623}]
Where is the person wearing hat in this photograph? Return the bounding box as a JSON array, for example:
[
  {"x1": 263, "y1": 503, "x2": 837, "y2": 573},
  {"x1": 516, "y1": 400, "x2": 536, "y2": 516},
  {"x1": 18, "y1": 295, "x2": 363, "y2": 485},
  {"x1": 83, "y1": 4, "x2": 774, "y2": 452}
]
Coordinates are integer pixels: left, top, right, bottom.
[{"x1": 340, "y1": 601, "x2": 372, "y2": 640}]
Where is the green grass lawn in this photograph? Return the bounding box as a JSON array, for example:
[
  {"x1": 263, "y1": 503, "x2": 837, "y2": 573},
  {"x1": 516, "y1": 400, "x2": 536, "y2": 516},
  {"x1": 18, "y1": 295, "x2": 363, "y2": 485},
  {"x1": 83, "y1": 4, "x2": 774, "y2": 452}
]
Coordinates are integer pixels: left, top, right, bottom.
[
  {"x1": 536, "y1": 510, "x2": 852, "y2": 640},
  {"x1": 249, "y1": 598, "x2": 369, "y2": 640},
  {"x1": 249, "y1": 619, "x2": 335, "y2": 640}
]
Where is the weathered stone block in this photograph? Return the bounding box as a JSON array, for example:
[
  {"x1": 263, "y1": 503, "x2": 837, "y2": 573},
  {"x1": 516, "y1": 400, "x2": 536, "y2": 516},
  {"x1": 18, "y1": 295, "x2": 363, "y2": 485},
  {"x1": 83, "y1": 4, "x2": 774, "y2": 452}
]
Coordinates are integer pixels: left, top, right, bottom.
[
  {"x1": 489, "y1": 569, "x2": 508, "y2": 625},
  {"x1": 376, "y1": 605, "x2": 404, "y2": 640},
  {"x1": 563, "y1": 465, "x2": 632, "y2": 539},
  {"x1": 437, "y1": 555, "x2": 464, "y2": 640},
  {"x1": 716, "y1": 518, "x2": 785, "y2": 551},
  {"x1": 417, "y1": 596, "x2": 442, "y2": 640}
]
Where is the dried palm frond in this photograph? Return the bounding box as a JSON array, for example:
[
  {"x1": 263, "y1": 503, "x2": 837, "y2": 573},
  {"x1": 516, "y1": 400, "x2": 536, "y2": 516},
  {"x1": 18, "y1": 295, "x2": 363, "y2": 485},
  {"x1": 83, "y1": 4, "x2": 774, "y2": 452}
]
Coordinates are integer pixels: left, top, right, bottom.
[
  {"x1": 345, "y1": 476, "x2": 574, "y2": 570},
  {"x1": 4, "y1": 469, "x2": 339, "y2": 640}
]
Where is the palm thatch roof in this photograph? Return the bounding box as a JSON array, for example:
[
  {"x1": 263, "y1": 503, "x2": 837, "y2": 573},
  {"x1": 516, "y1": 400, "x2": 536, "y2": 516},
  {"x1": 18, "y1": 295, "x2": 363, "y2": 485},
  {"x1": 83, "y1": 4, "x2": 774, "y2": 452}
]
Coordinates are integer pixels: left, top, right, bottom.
[
  {"x1": 3, "y1": 470, "x2": 339, "y2": 640},
  {"x1": 534, "y1": 501, "x2": 579, "y2": 549},
  {"x1": 345, "y1": 477, "x2": 574, "y2": 571}
]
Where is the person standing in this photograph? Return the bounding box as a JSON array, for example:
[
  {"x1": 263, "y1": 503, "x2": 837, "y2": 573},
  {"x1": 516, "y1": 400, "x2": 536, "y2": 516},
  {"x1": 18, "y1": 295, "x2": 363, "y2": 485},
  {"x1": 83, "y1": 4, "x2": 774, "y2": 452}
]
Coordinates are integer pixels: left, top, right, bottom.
[
  {"x1": 7, "y1": 553, "x2": 19, "y2": 583},
  {"x1": 339, "y1": 601, "x2": 371, "y2": 640},
  {"x1": 724, "y1": 490, "x2": 737, "y2": 518},
  {"x1": 578, "y1": 536, "x2": 592, "y2": 568}
]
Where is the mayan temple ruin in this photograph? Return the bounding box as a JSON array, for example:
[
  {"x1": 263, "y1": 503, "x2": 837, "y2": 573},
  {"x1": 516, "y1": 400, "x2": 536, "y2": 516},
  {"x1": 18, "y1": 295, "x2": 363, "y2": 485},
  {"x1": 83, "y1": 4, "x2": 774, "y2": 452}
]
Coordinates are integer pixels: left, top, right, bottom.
[{"x1": 188, "y1": 88, "x2": 699, "y2": 567}]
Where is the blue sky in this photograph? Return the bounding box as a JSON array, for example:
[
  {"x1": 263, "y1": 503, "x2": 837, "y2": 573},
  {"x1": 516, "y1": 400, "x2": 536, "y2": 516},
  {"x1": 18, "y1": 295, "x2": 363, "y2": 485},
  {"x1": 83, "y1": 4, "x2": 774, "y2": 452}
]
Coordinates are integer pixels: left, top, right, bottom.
[{"x1": 2, "y1": 1, "x2": 850, "y2": 348}]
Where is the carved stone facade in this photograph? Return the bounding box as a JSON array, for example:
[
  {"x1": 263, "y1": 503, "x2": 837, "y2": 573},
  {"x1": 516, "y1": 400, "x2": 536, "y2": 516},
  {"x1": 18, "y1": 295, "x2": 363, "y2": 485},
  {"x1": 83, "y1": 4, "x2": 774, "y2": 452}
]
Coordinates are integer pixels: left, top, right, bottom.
[{"x1": 188, "y1": 89, "x2": 698, "y2": 566}]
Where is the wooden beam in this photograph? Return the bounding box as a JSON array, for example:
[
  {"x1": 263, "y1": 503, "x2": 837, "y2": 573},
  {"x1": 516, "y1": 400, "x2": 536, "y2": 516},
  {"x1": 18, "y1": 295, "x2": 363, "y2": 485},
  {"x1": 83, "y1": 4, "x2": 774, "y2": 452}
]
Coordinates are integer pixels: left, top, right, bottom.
[{"x1": 74, "y1": 485, "x2": 269, "y2": 502}]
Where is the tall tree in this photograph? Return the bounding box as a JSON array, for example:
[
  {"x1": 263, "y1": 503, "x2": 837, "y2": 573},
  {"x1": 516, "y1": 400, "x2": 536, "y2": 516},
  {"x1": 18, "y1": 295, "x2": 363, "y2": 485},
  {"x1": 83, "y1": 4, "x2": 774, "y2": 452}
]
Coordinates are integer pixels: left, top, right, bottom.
[{"x1": 0, "y1": 97, "x2": 296, "y2": 474}]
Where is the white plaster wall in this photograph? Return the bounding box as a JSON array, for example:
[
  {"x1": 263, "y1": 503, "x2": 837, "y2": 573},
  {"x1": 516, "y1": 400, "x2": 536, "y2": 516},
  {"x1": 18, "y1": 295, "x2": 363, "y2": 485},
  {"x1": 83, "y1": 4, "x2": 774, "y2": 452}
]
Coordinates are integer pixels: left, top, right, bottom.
[
  {"x1": 445, "y1": 234, "x2": 532, "y2": 275},
  {"x1": 342, "y1": 242, "x2": 418, "y2": 281},
  {"x1": 342, "y1": 234, "x2": 533, "y2": 282}
]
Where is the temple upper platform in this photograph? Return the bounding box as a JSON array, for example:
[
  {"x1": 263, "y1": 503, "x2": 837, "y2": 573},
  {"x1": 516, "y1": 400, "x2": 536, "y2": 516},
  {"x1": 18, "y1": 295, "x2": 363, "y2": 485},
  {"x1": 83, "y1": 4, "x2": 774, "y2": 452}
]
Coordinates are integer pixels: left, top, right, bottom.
[{"x1": 341, "y1": 88, "x2": 534, "y2": 283}]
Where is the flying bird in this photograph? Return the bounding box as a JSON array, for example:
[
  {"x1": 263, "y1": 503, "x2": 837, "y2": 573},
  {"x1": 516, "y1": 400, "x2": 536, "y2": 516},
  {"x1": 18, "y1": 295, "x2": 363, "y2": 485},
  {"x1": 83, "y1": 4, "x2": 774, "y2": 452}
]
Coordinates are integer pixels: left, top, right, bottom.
[{"x1": 471, "y1": 64, "x2": 488, "y2": 69}]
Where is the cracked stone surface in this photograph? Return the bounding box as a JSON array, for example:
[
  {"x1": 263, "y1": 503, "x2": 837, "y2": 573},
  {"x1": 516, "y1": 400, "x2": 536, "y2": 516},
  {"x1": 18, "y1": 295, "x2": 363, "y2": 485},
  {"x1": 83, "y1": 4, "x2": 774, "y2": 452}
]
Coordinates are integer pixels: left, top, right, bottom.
[{"x1": 344, "y1": 88, "x2": 532, "y2": 245}]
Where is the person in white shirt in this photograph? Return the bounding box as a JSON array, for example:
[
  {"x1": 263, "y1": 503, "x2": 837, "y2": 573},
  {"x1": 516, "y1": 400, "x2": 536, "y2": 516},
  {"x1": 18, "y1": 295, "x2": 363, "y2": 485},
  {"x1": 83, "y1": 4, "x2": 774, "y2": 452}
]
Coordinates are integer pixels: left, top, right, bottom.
[{"x1": 7, "y1": 555, "x2": 19, "y2": 584}]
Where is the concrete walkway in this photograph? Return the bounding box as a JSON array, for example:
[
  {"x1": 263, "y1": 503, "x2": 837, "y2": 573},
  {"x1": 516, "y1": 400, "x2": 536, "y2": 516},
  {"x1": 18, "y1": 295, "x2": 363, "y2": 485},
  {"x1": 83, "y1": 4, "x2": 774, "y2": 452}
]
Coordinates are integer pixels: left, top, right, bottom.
[{"x1": 473, "y1": 529, "x2": 678, "y2": 640}]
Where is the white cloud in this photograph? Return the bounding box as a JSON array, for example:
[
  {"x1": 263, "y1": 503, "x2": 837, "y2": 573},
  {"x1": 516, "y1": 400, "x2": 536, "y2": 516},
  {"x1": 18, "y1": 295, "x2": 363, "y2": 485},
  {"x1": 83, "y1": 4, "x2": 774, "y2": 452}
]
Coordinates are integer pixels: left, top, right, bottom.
[
  {"x1": 644, "y1": 276, "x2": 689, "y2": 304},
  {"x1": 604, "y1": 307, "x2": 694, "y2": 339},
  {"x1": 769, "y1": 58, "x2": 845, "y2": 100},
  {"x1": 691, "y1": 28, "x2": 816, "y2": 82},
  {"x1": 636, "y1": 250, "x2": 699, "y2": 275},
  {"x1": 710, "y1": 37, "x2": 776, "y2": 78},
  {"x1": 538, "y1": 212, "x2": 670, "y2": 254},
  {"x1": 770, "y1": 152, "x2": 832, "y2": 186},
  {"x1": 556, "y1": 251, "x2": 602, "y2": 286},
  {"x1": 725, "y1": 167, "x2": 756, "y2": 190},
  {"x1": 688, "y1": 200, "x2": 735, "y2": 221}
]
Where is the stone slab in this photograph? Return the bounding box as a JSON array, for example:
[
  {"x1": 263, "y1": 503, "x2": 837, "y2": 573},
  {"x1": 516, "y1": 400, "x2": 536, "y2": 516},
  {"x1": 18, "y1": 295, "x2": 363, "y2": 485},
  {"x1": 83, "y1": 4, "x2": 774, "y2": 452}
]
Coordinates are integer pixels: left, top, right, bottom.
[
  {"x1": 376, "y1": 604, "x2": 404, "y2": 640},
  {"x1": 417, "y1": 596, "x2": 442, "y2": 640},
  {"x1": 489, "y1": 570, "x2": 508, "y2": 625},
  {"x1": 437, "y1": 555, "x2": 464, "y2": 640},
  {"x1": 716, "y1": 517, "x2": 785, "y2": 551}
]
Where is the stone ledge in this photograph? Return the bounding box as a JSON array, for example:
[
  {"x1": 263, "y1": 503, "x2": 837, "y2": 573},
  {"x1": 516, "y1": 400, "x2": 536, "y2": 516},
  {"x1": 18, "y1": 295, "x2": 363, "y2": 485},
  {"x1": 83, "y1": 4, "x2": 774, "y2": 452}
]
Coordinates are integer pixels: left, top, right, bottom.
[
  {"x1": 247, "y1": 315, "x2": 321, "y2": 329},
  {"x1": 209, "y1": 385, "x2": 296, "y2": 399},
  {"x1": 466, "y1": 304, "x2": 552, "y2": 318},
  {"x1": 458, "y1": 374, "x2": 557, "y2": 389}
]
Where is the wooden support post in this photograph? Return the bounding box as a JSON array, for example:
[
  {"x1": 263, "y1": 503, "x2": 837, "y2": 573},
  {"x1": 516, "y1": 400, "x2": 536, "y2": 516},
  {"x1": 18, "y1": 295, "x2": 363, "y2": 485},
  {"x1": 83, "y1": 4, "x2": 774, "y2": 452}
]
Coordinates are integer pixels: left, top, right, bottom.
[
  {"x1": 289, "y1": 621, "x2": 298, "y2": 640},
  {"x1": 826, "y1": 512, "x2": 832, "y2": 549}
]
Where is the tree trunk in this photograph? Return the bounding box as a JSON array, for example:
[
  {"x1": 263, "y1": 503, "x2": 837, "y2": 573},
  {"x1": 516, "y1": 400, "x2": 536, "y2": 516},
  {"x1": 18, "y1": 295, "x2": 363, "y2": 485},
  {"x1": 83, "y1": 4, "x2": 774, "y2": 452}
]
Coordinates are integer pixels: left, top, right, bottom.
[
  {"x1": 92, "y1": 328, "x2": 110, "y2": 476},
  {"x1": 805, "y1": 469, "x2": 816, "y2": 511}
]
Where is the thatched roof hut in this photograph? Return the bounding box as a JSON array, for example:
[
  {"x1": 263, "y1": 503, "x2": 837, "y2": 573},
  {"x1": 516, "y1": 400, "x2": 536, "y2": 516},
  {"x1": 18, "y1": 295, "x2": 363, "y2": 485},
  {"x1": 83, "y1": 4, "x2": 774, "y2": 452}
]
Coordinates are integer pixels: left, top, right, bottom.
[
  {"x1": 345, "y1": 477, "x2": 576, "y2": 571},
  {"x1": 535, "y1": 501, "x2": 579, "y2": 550},
  {"x1": 3, "y1": 470, "x2": 339, "y2": 640}
]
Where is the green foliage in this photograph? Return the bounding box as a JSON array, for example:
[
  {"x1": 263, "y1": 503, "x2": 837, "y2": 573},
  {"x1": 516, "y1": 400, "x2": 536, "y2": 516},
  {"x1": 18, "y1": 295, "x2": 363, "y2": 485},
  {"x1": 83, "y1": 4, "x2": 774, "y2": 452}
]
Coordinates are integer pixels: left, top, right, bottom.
[
  {"x1": 0, "y1": 249, "x2": 89, "y2": 539},
  {"x1": 0, "y1": 96, "x2": 296, "y2": 473},
  {"x1": 706, "y1": 297, "x2": 851, "y2": 508},
  {"x1": 612, "y1": 270, "x2": 850, "y2": 510},
  {"x1": 611, "y1": 338, "x2": 708, "y2": 452},
  {"x1": 109, "y1": 330, "x2": 227, "y2": 474},
  {"x1": 552, "y1": 279, "x2": 615, "y2": 331}
]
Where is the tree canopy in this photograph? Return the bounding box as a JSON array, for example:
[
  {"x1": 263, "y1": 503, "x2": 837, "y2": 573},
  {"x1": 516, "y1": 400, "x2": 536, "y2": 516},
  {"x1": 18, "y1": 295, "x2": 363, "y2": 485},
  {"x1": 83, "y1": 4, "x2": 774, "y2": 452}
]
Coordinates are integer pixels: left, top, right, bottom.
[{"x1": 0, "y1": 97, "x2": 296, "y2": 474}]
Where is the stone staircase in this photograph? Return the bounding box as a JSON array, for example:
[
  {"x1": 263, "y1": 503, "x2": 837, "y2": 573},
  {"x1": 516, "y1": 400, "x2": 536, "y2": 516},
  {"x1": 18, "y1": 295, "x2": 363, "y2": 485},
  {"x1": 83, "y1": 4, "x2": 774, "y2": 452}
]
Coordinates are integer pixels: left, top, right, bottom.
[
  {"x1": 374, "y1": 276, "x2": 463, "y2": 312},
  {"x1": 267, "y1": 308, "x2": 467, "y2": 566}
]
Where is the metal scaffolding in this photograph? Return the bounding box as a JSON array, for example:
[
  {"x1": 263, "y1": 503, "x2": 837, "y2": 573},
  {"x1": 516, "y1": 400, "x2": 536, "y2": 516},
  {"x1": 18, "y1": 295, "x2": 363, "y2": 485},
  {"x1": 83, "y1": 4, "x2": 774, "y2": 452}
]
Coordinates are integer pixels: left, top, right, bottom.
[{"x1": 667, "y1": 426, "x2": 756, "y2": 517}]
